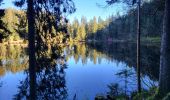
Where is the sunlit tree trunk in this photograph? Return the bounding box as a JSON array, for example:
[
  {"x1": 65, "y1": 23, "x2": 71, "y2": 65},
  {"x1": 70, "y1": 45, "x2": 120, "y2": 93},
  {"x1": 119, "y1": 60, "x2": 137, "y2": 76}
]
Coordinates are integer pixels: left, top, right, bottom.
[
  {"x1": 27, "y1": 0, "x2": 36, "y2": 99},
  {"x1": 159, "y1": 0, "x2": 170, "y2": 96}
]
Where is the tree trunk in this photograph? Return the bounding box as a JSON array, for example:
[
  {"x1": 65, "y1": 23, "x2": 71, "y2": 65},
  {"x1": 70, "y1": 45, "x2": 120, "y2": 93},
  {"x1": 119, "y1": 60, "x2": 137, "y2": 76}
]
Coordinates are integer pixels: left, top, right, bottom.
[
  {"x1": 137, "y1": 0, "x2": 141, "y2": 93},
  {"x1": 159, "y1": 0, "x2": 170, "y2": 96},
  {"x1": 27, "y1": 0, "x2": 36, "y2": 99}
]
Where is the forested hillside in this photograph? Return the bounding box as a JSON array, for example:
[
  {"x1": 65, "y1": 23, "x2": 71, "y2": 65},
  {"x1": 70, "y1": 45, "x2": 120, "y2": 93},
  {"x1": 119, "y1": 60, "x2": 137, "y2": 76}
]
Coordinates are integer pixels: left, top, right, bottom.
[
  {"x1": 0, "y1": 0, "x2": 165, "y2": 43},
  {"x1": 68, "y1": 0, "x2": 164, "y2": 42}
]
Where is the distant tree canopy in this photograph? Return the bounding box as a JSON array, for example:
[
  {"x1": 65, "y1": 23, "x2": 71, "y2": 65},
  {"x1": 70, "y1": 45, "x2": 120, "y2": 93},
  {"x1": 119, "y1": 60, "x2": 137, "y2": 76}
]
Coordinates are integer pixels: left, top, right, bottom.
[
  {"x1": 67, "y1": 0, "x2": 164, "y2": 42},
  {"x1": 0, "y1": 0, "x2": 165, "y2": 43}
]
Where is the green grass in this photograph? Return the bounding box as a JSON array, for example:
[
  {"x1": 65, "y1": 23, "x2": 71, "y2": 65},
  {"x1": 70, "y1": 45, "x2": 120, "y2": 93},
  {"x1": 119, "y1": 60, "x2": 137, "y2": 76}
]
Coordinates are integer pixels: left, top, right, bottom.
[{"x1": 95, "y1": 87, "x2": 170, "y2": 100}]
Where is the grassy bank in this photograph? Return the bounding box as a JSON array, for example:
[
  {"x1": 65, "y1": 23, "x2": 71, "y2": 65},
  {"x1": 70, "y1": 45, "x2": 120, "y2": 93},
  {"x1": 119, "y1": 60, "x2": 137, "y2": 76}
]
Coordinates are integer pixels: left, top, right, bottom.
[{"x1": 95, "y1": 87, "x2": 170, "y2": 100}]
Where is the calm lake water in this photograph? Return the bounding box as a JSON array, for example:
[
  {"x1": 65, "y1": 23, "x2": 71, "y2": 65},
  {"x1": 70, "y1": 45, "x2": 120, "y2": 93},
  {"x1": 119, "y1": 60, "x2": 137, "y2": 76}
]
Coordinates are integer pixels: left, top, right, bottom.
[{"x1": 0, "y1": 42, "x2": 160, "y2": 100}]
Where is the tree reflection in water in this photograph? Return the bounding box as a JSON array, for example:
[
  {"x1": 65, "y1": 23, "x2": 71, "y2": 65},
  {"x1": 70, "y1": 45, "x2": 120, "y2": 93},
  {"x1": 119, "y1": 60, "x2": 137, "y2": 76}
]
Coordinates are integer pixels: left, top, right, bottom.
[
  {"x1": 0, "y1": 45, "x2": 28, "y2": 89},
  {"x1": 0, "y1": 42, "x2": 160, "y2": 99},
  {"x1": 87, "y1": 42, "x2": 160, "y2": 81},
  {"x1": 88, "y1": 42, "x2": 160, "y2": 99},
  {"x1": 14, "y1": 44, "x2": 68, "y2": 100},
  {"x1": 115, "y1": 69, "x2": 135, "y2": 94},
  {"x1": 0, "y1": 45, "x2": 28, "y2": 75}
]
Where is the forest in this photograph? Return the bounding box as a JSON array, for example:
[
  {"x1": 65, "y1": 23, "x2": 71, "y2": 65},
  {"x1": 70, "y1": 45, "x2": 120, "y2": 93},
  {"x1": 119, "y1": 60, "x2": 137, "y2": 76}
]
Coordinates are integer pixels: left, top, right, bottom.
[
  {"x1": 0, "y1": 0, "x2": 164, "y2": 43},
  {"x1": 0, "y1": 0, "x2": 170, "y2": 99},
  {"x1": 69, "y1": 0, "x2": 164, "y2": 42}
]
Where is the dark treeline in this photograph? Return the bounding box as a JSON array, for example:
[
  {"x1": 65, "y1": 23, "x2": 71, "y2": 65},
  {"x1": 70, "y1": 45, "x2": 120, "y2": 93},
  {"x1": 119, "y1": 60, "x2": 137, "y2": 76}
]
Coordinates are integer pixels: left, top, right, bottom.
[{"x1": 68, "y1": 0, "x2": 164, "y2": 42}]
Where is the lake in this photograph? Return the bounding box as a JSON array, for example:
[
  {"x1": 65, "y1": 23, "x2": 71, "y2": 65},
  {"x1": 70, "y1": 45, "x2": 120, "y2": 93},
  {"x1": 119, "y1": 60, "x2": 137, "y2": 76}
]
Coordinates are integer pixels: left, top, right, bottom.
[{"x1": 0, "y1": 42, "x2": 160, "y2": 100}]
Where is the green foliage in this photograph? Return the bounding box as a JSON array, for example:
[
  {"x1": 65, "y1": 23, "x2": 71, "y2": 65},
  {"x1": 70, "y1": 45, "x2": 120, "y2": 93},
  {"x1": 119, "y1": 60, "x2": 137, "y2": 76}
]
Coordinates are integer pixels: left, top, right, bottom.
[
  {"x1": 0, "y1": 0, "x2": 75, "y2": 44},
  {"x1": 132, "y1": 87, "x2": 158, "y2": 100},
  {"x1": 68, "y1": 0, "x2": 164, "y2": 42},
  {"x1": 95, "y1": 85, "x2": 170, "y2": 100},
  {"x1": 5, "y1": 33, "x2": 21, "y2": 42},
  {"x1": 131, "y1": 88, "x2": 170, "y2": 100},
  {"x1": 0, "y1": 0, "x2": 164, "y2": 44},
  {"x1": 68, "y1": 16, "x2": 107, "y2": 41},
  {"x1": 1, "y1": 8, "x2": 18, "y2": 34},
  {"x1": 0, "y1": 8, "x2": 27, "y2": 42},
  {"x1": 13, "y1": 34, "x2": 20, "y2": 41}
]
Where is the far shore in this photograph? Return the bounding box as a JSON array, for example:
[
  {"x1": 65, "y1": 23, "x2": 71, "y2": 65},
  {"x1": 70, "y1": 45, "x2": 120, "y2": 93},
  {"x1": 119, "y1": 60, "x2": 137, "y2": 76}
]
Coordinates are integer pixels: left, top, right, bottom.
[{"x1": 0, "y1": 37, "x2": 161, "y2": 47}]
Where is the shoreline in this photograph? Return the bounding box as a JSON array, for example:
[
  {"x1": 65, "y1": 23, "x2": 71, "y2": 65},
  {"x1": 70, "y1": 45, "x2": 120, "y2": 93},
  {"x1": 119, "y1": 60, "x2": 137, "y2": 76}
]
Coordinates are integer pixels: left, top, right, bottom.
[{"x1": 0, "y1": 37, "x2": 161, "y2": 47}]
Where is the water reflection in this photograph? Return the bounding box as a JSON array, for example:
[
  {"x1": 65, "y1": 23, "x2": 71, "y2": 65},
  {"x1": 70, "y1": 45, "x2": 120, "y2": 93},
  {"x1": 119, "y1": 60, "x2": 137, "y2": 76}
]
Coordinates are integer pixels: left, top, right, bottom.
[
  {"x1": 14, "y1": 58, "x2": 67, "y2": 99},
  {"x1": 0, "y1": 42, "x2": 160, "y2": 99},
  {"x1": 0, "y1": 44, "x2": 28, "y2": 99},
  {"x1": 14, "y1": 44, "x2": 68, "y2": 100},
  {"x1": 0, "y1": 45, "x2": 28, "y2": 76},
  {"x1": 87, "y1": 42, "x2": 160, "y2": 80}
]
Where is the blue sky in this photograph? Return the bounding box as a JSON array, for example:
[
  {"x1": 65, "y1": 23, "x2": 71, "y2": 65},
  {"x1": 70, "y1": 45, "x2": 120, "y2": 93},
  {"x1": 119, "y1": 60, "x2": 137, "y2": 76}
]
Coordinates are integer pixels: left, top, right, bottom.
[
  {"x1": 1, "y1": 0, "x2": 127, "y2": 22},
  {"x1": 1, "y1": 0, "x2": 16, "y2": 8},
  {"x1": 68, "y1": 0, "x2": 127, "y2": 22}
]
